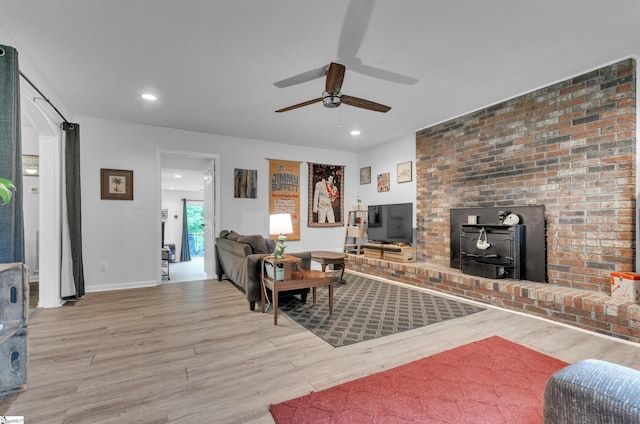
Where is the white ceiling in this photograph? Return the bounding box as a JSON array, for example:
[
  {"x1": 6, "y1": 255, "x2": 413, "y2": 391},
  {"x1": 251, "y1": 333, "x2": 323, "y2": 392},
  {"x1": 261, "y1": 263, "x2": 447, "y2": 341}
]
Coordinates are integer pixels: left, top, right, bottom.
[
  {"x1": 1, "y1": 0, "x2": 639, "y2": 153},
  {"x1": 160, "y1": 155, "x2": 210, "y2": 192},
  {"x1": 161, "y1": 168, "x2": 204, "y2": 193}
]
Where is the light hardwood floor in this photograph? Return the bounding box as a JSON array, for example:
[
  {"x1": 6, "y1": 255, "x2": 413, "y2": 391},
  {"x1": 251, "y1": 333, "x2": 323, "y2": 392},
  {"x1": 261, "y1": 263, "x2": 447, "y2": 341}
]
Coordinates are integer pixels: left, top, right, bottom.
[{"x1": 4, "y1": 272, "x2": 640, "y2": 423}]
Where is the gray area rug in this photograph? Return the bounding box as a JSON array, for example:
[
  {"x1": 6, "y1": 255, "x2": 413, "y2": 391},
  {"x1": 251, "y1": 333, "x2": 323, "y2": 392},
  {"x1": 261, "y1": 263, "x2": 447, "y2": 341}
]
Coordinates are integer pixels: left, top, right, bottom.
[{"x1": 277, "y1": 272, "x2": 486, "y2": 347}]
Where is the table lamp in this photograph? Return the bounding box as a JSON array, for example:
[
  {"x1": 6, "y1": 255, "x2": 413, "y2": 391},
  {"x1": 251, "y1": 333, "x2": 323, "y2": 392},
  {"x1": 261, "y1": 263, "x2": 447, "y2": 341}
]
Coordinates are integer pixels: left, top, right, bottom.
[{"x1": 269, "y1": 213, "x2": 293, "y2": 259}]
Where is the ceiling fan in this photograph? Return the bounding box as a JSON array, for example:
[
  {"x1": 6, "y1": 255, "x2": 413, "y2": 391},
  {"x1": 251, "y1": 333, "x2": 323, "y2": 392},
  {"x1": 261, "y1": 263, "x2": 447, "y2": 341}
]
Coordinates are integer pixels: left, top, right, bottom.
[
  {"x1": 275, "y1": 62, "x2": 391, "y2": 113},
  {"x1": 274, "y1": 0, "x2": 417, "y2": 114}
]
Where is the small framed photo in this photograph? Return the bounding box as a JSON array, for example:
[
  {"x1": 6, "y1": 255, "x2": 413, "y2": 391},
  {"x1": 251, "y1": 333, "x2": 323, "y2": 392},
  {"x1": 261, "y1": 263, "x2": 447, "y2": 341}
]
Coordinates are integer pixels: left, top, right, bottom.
[
  {"x1": 377, "y1": 173, "x2": 390, "y2": 192},
  {"x1": 397, "y1": 161, "x2": 412, "y2": 183},
  {"x1": 101, "y1": 168, "x2": 134, "y2": 200},
  {"x1": 22, "y1": 154, "x2": 39, "y2": 176},
  {"x1": 360, "y1": 166, "x2": 371, "y2": 185}
]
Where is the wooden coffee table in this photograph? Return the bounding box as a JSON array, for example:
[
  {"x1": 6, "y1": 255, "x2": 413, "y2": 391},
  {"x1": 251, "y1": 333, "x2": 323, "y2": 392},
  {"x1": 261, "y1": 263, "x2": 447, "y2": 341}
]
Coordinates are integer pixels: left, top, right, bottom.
[
  {"x1": 312, "y1": 251, "x2": 347, "y2": 282},
  {"x1": 261, "y1": 255, "x2": 333, "y2": 325}
]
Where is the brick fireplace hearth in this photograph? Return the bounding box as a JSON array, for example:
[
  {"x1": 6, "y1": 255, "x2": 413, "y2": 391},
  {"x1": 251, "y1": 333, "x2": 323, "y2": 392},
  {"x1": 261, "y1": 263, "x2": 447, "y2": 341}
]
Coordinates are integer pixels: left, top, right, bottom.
[{"x1": 347, "y1": 255, "x2": 640, "y2": 343}]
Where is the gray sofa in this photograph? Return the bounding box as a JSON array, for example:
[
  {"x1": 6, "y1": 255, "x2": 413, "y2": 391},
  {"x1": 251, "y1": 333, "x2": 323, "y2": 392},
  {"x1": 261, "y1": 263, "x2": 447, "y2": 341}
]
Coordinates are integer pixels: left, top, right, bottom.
[
  {"x1": 215, "y1": 230, "x2": 311, "y2": 310},
  {"x1": 543, "y1": 359, "x2": 640, "y2": 423}
]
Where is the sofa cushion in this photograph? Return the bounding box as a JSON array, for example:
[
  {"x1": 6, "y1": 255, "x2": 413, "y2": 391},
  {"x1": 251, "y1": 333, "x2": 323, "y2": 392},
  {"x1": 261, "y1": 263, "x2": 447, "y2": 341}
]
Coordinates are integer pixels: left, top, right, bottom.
[
  {"x1": 237, "y1": 235, "x2": 269, "y2": 254},
  {"x1": 227, "y1": 231, "x2": 242, "y2": 241}
]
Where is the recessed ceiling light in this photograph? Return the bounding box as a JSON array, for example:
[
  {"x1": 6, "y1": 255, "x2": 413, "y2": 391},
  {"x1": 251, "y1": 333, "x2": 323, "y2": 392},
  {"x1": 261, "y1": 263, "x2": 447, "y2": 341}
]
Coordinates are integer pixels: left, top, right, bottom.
[
  {"x1": 350, "y1": 130, "x2": 361, "y2": 136},
  {"x1": 173, "y1": 174, "x2": 182, "y2": 178},
  {"x1": 141, "y1": 93, "x2": 157, "y2": 101}
]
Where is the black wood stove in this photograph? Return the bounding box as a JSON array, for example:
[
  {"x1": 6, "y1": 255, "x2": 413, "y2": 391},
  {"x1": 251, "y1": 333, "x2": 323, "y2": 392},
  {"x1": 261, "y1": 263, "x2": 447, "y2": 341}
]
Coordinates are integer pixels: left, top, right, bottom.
[
  {"x1": 460, "y1": 224, "x2": 523, "y2": 279},
  {"x1": 450, "y1": 206, "x2": 546, "y2": 283}
]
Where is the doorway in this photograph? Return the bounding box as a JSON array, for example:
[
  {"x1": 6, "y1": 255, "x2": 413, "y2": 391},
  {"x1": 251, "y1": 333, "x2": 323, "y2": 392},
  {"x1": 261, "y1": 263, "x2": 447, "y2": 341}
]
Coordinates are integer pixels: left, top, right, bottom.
[
  {"x1": 185, "y1": 203, "x2": 205, "y2": 259},
  {"x1": 158, "y1": 150, "x2": 218, "y2": 283}
]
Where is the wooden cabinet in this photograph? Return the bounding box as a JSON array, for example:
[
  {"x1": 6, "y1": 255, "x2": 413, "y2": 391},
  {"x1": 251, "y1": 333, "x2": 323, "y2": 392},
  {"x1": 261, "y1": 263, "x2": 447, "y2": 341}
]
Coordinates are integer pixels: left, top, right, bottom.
[{"x1": 363, "y1": 243, "x2": 416, "y2": 263}]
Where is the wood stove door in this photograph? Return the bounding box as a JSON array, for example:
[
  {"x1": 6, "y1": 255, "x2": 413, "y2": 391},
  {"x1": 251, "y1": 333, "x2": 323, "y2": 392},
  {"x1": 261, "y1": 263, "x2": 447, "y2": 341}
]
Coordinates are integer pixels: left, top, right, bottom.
[{"x1": 460, "y1": 225, "x2": 523, "y2": 279}]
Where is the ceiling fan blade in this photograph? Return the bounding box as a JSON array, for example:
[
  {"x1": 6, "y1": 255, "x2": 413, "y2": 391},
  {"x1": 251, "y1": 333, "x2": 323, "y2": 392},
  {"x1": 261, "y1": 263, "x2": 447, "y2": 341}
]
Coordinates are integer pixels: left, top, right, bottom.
[
  {"x1": 326, "y1": 62, "x2": 346, "y2": 95},
  {"x1": 351, "y1": 62, "x2": 419, "y2": 85},
  {"x1": 273, "y1": 66, "x2": 327, "y2": 88},
  {"x1": 337, "y1": 0, "x2": 375, "y2": 61},
  {"x1": 275, "y1": 98, "x2": 322, "y2": 113},
  {"x1": 341, "y1": 95, "x2": 391, "y2": 113}
]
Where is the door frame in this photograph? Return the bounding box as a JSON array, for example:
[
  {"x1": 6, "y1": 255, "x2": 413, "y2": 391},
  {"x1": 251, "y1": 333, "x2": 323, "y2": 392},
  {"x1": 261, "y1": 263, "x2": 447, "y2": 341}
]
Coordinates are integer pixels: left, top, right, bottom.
[
  {"x1": 20, "y1": 90, "x2": 65, "y2": 308},
  {"x1": 156, "y1": 149, "x2": 220, "y2": 282}
]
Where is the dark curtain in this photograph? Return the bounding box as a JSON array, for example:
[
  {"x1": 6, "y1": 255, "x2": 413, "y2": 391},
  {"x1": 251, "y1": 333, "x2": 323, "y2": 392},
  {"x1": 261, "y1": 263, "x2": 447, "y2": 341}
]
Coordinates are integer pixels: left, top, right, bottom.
[
  {"x1": 180, "y1": 199, "x2": 191, "y2": 262},
  {"x1": 63, "y1": 122, "x2": 85, "y2": 297},
  {"x1": 0, "y1": 44, "x2": 24, "y2": 264}
]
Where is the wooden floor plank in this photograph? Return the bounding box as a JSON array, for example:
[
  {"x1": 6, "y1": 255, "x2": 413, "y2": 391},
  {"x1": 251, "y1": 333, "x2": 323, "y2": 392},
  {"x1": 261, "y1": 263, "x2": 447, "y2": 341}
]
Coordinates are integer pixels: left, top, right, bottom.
[{"x1": 4, "y1": 273, "x2": 640, "y2": 423}]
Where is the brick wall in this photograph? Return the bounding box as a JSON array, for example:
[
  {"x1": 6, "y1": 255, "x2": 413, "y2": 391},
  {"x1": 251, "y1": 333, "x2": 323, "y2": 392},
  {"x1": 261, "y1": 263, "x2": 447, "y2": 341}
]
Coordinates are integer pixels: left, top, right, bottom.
[{"x1": 415, "y1": 59, "x2": 636, "y2": 294}]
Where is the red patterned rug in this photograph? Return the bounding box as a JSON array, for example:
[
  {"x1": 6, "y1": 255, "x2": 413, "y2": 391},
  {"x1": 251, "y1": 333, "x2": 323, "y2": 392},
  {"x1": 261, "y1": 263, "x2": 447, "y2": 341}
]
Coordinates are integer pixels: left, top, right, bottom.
[{"x1": 270, "y1": 336, "x2": 567, "y2": 423}]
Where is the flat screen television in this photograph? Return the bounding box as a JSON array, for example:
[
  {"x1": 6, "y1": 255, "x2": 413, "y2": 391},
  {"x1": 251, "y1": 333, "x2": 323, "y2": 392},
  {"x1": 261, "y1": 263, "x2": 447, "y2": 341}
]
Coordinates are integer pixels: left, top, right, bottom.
[{"x1": 367, "y1": 202, "x2": 413, "y2": 245}]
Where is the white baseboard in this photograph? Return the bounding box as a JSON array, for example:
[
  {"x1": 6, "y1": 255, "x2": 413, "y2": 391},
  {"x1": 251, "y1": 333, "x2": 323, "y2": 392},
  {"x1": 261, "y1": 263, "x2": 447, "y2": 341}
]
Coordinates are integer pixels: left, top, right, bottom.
[{"x1": 86, "y1": 280, "x2": 159, "y2": 293}]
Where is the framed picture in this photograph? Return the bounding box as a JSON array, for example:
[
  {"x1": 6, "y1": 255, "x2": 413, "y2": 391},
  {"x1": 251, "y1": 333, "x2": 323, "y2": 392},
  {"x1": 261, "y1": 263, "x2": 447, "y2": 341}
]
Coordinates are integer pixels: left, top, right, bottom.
[
  {"x1": 100, "y1": 168, "x2": 134, "y2": 200},
  {"x1": 308, "y1": 162, "x2": 344, "y2": 227},
  {"x1": 377, "y1": 173, "x2": 390, "y2": 192},
  {"x1": 22, "y1": 154, "x2": 39, "y2": 176},
  {"x1": 234, "y1": 168, "x2": 257, "y2": 198},
  {"x1": 397, "y1": 161, "x2": 412, "y2": 183},
  {"x1": 359, "y1": 166, "x2": 371, "y2": 184}
]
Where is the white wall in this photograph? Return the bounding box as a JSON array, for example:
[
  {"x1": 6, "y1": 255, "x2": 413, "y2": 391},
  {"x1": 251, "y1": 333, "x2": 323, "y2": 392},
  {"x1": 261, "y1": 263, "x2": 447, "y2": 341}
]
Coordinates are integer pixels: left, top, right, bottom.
[
  {"x1": 79, "y1": 116, "x2": 358, "y2": 292},
  {"x1": 356, "y1": 134, "x2": 417, "y2": 231}
]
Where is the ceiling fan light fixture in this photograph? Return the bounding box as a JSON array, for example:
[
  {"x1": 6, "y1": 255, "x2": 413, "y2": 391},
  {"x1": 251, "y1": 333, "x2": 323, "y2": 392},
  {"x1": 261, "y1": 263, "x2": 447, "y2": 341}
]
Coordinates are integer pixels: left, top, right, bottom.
[{"x1": 322, "y1": 91, "x2": 341, "y2": 108}]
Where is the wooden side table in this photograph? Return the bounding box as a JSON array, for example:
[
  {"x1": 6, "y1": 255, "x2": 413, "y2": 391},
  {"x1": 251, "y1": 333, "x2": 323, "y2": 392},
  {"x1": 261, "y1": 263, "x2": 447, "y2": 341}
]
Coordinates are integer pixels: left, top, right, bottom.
[
  {"x1": 261, "y1": 255, "x2": 333, "y2": 325},
  {"x1": 311, "y1": 251, "x2": 347, "y2": 282}
]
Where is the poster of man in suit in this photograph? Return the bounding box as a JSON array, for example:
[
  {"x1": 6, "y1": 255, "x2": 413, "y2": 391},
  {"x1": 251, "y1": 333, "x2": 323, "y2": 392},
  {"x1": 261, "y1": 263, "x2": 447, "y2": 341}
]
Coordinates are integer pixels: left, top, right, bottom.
[{"x1": 308, "y1": 162, "x2": 344, "y2": 227}]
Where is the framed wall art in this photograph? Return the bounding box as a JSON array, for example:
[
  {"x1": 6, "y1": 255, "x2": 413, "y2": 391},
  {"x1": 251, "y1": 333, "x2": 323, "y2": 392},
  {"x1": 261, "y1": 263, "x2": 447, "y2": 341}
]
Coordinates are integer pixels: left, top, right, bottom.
[
  {"x1": 397, "y1": 161, "x2": 412, "y2": 183},
  {"x1": 269, "y1": 159, "x2": 301, "y2": 240},
  {"x1": 377, "y1": 173, "x2": 390, "y2": 192},
  {"x1": 234, "y1": 168, "x2": 257, "y2": 198},
  {"x1": 359, "y1": 166, "x2": 371, "y2": 184},
  {"x1": 100, "y1": 168, "x2": 134, "y2": 200},
  {"x1": 308, "y1": 162, "x2": 344, "y2": 227}
]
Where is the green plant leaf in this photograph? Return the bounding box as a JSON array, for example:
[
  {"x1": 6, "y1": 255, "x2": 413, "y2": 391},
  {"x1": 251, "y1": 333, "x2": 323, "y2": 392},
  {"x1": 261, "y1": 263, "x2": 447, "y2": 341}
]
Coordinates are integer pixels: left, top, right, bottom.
[{"x1": 0, "y1": 177, "x2": 16, "y2": 205}]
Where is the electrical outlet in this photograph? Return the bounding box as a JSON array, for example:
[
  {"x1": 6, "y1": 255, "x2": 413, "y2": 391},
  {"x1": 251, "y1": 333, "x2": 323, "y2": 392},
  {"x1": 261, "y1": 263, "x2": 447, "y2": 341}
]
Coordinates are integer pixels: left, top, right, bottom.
[{"x1": 99, "y1": 261, "x2": 108, "y2": 272}]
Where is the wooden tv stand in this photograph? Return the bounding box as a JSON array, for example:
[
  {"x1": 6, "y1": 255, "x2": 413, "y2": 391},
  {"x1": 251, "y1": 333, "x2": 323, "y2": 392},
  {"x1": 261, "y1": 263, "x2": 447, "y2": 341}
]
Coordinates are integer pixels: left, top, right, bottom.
[{"x1": 363, "y1": 243, "x2": 416, "y2": 263}]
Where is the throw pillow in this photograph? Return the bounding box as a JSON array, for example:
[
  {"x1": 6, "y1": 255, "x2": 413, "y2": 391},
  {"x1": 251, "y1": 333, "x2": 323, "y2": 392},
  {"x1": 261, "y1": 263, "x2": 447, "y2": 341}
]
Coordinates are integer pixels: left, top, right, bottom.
[
  {"x1": 219, "y1": 230, "x2": 230, "y2": 239},
  {"x1": 237, "y1": 235, "x2": 269, "y2": 254},
  {"x1": 226, "y1": 231, "x2": 242, "y2": 241},
  {"x1": 266, "y1": 238, "x2": 276, "y2": 253}
]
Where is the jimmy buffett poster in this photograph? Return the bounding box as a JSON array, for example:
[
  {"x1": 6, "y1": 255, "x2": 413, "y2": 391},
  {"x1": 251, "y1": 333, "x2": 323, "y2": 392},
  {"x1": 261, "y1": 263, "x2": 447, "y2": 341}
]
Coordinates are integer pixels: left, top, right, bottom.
[{"x1": 269, "y1": 159, "x2": 301, "y2": 240}]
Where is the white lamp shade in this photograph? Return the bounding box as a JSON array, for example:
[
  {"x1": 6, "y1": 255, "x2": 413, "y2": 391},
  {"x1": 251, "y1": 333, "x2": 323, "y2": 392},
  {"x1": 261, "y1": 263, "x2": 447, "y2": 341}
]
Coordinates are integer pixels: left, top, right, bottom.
[{"x1": 269, "y1": 213, "x2": 293, "y2": 235}]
